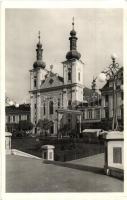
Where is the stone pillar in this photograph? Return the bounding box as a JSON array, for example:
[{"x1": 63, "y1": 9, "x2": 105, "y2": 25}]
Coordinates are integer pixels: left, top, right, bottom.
[
  {"x1": 79, "y1": 114, "x2": 82, "y2": 133},
  {"x1": 41, "y1": 145, "x2": 55, "y2": 161},
  {"x1": 57, "y1": 112, "x2": 63, "y2": 138},
  {"x1": 5, "y1": 132, "x2": 12, "y2": 155}
]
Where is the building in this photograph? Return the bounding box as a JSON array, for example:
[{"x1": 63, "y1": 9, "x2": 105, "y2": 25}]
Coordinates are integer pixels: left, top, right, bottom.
[
  {"x1": 29, "y1": 20, "x2": 123, "y2": 135},
  {"x1": 80, "y1": 67, "x2": 123, "y2": 131},
  {"x1": 100, "y1": 67, "x2": 123, "y2": 130},
  {"x1": 29, "y1": 20, "x2": 85, "y2": 136},
  {"x1": 6, "y1": 104, "x2": 30, "y2": 133}
]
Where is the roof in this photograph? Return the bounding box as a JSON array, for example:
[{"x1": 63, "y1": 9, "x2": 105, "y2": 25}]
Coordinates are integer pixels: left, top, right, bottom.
[
  {"x1": 40, "y1": 72, "x2": 64, "y2": 89},
  {"x1": 102, "y1": 131, "x2": 124, "y2": 140},
  {"x1": 82, "y1": 129, "x2": 102, "y2": 134},
  {"x1": 6, "y1": 104, "x2": 30, "y2": 114},
  {"x1": 41, "y1": 145, "x2": 55, "y2": 150},
  {"x1": 5, "y1": 132, "x2": 12, "y2": 136},
  {"x1": 58, "y1": 76, "x2": 64, "y2": 82}
]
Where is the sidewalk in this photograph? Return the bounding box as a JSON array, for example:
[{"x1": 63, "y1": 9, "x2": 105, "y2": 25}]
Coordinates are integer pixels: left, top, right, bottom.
[
  {"x1": 6, "y1": 153, "x2": 123, "y2": 192},
  {"x1": 68, "y1": 153, "x2": 104, "y2": 168}
]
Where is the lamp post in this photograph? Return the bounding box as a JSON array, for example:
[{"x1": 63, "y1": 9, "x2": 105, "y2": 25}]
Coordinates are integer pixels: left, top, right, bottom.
[{"x1": 100, "y1": 54, "x2": 120, "y2": 131}]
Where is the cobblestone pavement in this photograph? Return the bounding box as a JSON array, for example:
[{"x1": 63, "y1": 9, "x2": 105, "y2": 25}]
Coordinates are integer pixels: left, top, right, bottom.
[{"x1": 6, "y1": 154, "x2": 123, "y2": 192}]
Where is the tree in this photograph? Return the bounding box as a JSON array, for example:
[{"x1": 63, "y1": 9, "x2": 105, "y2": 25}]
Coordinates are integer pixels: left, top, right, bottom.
[
  {"x1": 18, "y1": 120, "x2": 34, "y2": 132},
  {"x1": 37, "y1": 119, "x2": 53, "y2": 136}
]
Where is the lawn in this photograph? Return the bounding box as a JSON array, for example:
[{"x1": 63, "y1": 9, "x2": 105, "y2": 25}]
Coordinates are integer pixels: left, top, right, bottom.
[{"x1": 11, "y1": 136, "x2": 104, "y2": 161}]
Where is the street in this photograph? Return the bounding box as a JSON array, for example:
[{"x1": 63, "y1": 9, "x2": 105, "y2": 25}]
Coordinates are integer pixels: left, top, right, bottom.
[{"x1": 6, "y1": 153, "x2": 123, "y2": 192}]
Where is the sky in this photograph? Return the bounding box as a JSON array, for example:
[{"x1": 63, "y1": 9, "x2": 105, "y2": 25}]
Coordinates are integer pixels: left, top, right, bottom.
[{"x1": 5, "y1": 8, "x2": 123, "y2": 104}]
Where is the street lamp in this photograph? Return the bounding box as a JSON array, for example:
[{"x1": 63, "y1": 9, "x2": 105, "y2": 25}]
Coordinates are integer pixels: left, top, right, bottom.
[{"x1": 100, "y1": 54, "x2": 120, "y2": 131}]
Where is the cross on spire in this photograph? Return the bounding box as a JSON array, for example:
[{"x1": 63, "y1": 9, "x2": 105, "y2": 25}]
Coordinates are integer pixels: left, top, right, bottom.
[
  {"x1": 38, "y1": 31, "x2": 40, "y2": 43},
  {"x1": 72, "y1": 16, "x2": 75, "y2": 30}
]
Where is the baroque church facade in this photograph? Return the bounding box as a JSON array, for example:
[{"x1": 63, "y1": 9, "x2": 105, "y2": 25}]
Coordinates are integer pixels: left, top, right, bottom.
[{"x1": 29, "y1": 20, "x2": 84, "y2": 135}]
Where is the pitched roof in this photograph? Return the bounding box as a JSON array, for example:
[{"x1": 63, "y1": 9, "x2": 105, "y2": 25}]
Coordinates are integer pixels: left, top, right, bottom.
[{"x1": 40, "y1": 72, "x2": 64, "y2": 89}]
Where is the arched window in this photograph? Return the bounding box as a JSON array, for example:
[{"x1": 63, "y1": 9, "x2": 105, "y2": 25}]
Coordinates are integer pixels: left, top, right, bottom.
[
  {"x1": 78, "y1": 72, "x2": 80, "y2": 81},
  {"x1": 68, "y1": 100, "x2": 72, "y2": 106},
  {"x1": 49, "y1": 101, "x2": 54, "y2": 115},
  {"x1": 34, "y1": 79, "x2": 37, "y2": 87},
  {"x1": 43, "y1": 102, "x2": 46, "y2": 115},
  {"x1": 58, "y1": 98, "x2": 60, "y2": 108},
  {"x1": 68, "y1": 70, "x2": 71, "y2": 81},
  {"x1": 50, "y1": 122, "x2": 54, "y2": 134}
]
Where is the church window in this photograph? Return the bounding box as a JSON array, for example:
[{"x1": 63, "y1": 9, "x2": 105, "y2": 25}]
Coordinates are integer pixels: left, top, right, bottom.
[
  {"x1": 50, "y1": 122, "x2": 54, "y2": 134},
  {"x1": 78, "y1": 72, "x2": 80, "y2": 81},
  {"x1": 44, "y1": 102, "x2": 46, "y2": 115},
  {"x1": 13, "y1": 116, "x2": 15, "y2": 122},
  {"x1": 34, "y1": 79, "x2": 37, "y2": 87},
  {"x1": 68, "y1": 70, "x2": 71, "y2": 81},
  {"x1": 49, "y1": 101, "x2": 54, "y2": 115},
  {"x1": 34, "y1": 104, "x2": 37, "y2": 109},
  {"x1": 8, "y1": 116, "x2": 11, "y2": 123},
  {"x1": 58, "y1": 98, "x2": 60, "y2": 108},
  {"x1": 68, "y1": 100, "x2": 72, "y2": 106}
]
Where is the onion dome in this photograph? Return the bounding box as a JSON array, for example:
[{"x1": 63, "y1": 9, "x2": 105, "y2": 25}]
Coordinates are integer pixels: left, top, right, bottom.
[
  {"x1": 70, "y1": 29, "x2": 76, "y2": 36},
  {"x1": 37, "y1": 41, "x2": 42, "y2": 48},
  {"x1": 66, "y1": 50, "x2": 81, "y2": 60},
  {"x1": 33, "y1": 60, "x2": 46, "y2": 69},
  {"x1": 66, "y1": 17, "x2": 81, "y2": 60}
]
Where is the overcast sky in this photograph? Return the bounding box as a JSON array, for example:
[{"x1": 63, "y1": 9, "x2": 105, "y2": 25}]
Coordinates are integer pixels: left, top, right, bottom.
[{"x1": 5, "y1": 8, "x2": 123, "y2": 104}]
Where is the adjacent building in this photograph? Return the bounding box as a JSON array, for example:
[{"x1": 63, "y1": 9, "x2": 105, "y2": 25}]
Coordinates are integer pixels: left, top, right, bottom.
[
  {"x1": 100, "y1": 67, "x2": 123, "y2": 130},
  {"x1": 6, "y1": 104, "x2": 30, "y2": 133},
  {"x1": 80, "y1": 67, "x2": 123, "y2": 131}
]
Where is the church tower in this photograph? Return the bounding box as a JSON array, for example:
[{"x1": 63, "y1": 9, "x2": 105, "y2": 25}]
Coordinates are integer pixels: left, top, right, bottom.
[
  {"x1": 30, "y1": 31, "x2": 46, "y2": 91},
  {"x1": 30, "y1": 32, "x2": 47, "y2": 130},
  {"x1": 62, "y1": 18, "x2": 84, "y2": 108}
]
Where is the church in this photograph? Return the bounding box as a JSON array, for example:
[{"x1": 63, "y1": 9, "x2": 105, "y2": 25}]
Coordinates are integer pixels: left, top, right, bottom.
[{"x1": 29, "y1": 19, "x2": 85, "y2": 136}]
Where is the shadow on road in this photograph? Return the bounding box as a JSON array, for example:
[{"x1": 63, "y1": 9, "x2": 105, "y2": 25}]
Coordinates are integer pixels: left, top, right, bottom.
[{"x1": 43, "y1": 160, "x2": 104, "y2": 175}]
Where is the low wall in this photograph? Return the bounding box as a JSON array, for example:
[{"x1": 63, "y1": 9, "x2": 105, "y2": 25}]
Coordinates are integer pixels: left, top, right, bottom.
[{"x1": 11, "y1": 149, "x2": 41, "y2": 159}]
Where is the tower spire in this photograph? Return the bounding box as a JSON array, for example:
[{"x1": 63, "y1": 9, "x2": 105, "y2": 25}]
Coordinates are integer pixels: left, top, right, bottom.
[
  {"x1": 38, "y1": 30, "x2": 40, "y2": 43},
  {"x1": 36, "y1": 31, "x2": 43, "y2": 61},
  {"x1": 33, "y1": 31, "x2": 46, "y2": 69},
  {"x1": 66, "y1": 18, "x2": 81, "y2": 60},
  {"x1": 72, "y1": 16, "x2": 75, "y2": 30}
]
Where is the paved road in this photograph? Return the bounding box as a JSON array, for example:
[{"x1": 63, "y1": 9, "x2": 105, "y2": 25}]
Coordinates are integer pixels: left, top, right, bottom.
[{"x1": 6, "y1": 154, "x2": 123, "y2": 192}]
